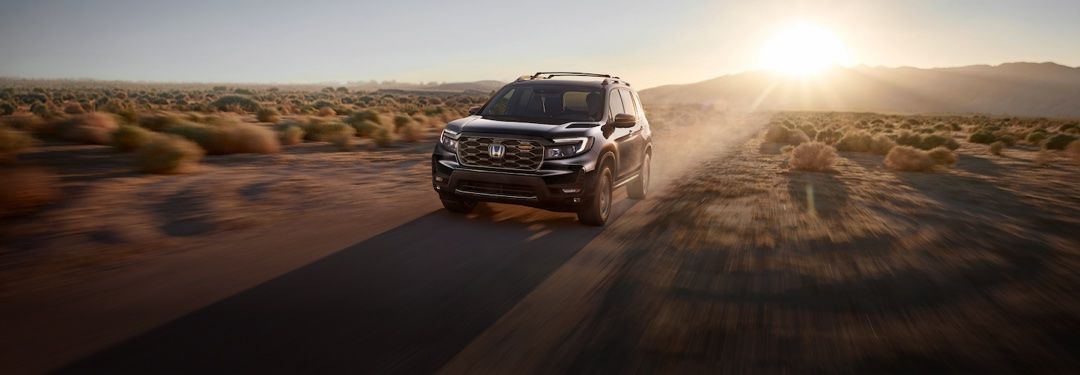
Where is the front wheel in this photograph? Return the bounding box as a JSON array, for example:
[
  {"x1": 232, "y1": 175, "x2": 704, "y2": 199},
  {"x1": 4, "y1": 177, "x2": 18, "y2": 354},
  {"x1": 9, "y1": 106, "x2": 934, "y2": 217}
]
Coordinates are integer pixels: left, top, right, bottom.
[
  {"x1": 627, "y1": 153, "x2": 650, "y2": 199},
  {"x1": 441, "y1": 198, "x2": 476, "y2": 213},
  {"x1": 577, "y1": 166, "x2": 613, "y2": 226}
]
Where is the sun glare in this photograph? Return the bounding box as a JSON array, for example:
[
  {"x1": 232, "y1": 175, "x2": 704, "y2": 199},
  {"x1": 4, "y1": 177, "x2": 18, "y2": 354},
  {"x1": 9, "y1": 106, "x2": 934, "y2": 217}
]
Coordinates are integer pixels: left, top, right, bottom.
[{"x1": 760, "y1": 24, "x2": 851, "y2": 76}]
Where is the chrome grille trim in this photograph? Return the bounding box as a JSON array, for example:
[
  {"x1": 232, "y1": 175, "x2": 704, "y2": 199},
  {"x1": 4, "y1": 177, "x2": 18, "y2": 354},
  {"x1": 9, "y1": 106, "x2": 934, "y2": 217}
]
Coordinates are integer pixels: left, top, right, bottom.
[{"x1": 456, "y1": 136, "x2": 544, "y2": 171}]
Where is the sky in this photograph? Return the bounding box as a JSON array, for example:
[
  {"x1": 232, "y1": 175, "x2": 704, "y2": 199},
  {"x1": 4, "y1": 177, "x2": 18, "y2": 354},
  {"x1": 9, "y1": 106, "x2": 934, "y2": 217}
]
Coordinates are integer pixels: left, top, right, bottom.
[{"x1": 1, "y1": 0, "x2": 1078, "y2": 88}]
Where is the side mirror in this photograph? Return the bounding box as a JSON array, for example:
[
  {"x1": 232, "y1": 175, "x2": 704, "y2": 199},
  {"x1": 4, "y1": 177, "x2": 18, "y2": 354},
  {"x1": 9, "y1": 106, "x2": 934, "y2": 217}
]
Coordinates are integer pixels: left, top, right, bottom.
[
  {"x1": 468, "y1": 106, "x2": 482, "y2": 115},
  {"x1": 613, "y1": 113, "x2": 637, "y2": 128}
]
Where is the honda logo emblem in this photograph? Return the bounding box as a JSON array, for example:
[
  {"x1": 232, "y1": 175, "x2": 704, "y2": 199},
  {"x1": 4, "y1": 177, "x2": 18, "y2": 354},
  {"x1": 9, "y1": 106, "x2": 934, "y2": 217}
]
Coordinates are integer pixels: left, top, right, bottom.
[{"x1": 488, "y1": 143, "x2": 506, "y2": 158}]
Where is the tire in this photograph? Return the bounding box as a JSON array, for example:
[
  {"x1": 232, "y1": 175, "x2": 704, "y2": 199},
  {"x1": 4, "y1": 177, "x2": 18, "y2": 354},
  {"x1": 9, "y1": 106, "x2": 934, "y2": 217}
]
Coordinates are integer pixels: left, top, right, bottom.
[
  {"x1": 441, "y1": 198, "x2": 476, "y2": 213},
  {"x1": 577, "y1": 165, "x2": 613, "y2": 226},
  {"x1": 627, "y1": 153, "x2": 650, "y2": 199}
]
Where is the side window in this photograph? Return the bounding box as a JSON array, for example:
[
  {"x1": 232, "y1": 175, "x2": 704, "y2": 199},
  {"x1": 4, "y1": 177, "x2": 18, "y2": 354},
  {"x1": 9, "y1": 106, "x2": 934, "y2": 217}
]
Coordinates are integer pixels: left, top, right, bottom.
[
  {"x1": 489, "y1": 88, "x2": 515, "y2": 115},
  {"x1": 630, "y1": 90, "x2": 646, "y2": 118},
  {"x1": 607, "y1": 90, "x2": 624, "y2": 119},
  {"x1": 619, "y1": 89, "x2": 637, "y2": 117}
]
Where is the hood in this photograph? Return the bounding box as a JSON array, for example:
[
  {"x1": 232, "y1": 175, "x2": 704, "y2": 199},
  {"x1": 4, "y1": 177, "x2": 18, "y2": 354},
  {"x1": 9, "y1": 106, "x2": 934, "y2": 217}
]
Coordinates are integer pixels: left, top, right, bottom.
[{"x1": 445, "y1": 116, "x2": 600, "y2": 138}]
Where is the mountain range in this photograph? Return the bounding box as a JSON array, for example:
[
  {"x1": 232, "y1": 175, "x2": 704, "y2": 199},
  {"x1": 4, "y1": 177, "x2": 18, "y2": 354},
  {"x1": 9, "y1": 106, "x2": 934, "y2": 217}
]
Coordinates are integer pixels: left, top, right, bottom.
[{"x1": 638, "y1": 62, "x2": 1080, "y2": 118}]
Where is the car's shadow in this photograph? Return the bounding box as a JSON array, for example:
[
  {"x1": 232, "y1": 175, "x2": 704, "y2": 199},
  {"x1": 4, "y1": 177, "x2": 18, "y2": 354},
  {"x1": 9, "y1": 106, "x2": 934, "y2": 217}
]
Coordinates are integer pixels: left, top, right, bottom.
[{"x1": 59, "y1": 198, "x2": 639, "y2": 374}]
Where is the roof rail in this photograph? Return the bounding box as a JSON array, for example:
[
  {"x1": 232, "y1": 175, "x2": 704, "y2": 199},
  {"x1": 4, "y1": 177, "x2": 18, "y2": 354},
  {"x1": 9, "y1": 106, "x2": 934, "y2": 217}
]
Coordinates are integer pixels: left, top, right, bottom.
[
  {"x1": 515, "y1": 72, "x2": 629, "y2": 86},
  {"x1": 529, "y1": 72, "x2": 617, "y2": 80}
]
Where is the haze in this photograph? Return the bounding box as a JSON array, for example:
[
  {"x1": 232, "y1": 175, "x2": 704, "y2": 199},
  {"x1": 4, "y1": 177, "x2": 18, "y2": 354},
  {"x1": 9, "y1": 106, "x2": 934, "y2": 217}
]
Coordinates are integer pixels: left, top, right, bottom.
[{"x1": 1, "y1": 0, "x2": 1079, "y2": 88}]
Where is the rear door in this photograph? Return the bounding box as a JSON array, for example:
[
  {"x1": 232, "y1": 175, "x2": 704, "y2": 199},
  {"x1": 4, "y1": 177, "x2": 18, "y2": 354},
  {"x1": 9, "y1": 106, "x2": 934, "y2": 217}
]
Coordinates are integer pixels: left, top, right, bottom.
[
  {"x1": 607, "y1": 89, "x2": 633, "y2": 178},
  {"x1": 616, "y1": 88, "x2": 645, "y2": 174}
]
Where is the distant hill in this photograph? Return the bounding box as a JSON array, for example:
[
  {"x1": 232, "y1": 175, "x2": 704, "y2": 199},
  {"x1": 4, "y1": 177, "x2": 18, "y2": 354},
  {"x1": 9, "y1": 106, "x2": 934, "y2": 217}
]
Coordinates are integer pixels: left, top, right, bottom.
[{"x1": 640, "y1": 62, "x2": 1080, "y2": 118}]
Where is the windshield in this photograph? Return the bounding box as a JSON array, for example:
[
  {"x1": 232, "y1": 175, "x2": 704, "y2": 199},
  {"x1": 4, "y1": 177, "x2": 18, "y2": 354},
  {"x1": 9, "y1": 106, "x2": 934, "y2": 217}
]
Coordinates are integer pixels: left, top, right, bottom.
[{"x1": 480, "y1": 85, "x2": 604, "y2": 123}]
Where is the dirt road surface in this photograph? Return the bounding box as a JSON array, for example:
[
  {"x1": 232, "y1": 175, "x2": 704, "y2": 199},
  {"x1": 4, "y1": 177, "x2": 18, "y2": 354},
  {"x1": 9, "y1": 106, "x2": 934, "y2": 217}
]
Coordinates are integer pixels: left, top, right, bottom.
[{"x1": 5, "y1": 114, "x2": 1079, "y2": 374}]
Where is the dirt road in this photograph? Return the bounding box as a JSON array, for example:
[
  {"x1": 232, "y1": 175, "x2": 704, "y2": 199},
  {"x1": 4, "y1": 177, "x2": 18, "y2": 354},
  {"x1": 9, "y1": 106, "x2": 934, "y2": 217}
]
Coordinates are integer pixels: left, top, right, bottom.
[{"x1": 7, "y1": 114, "x2": 1079, "y2": 373}]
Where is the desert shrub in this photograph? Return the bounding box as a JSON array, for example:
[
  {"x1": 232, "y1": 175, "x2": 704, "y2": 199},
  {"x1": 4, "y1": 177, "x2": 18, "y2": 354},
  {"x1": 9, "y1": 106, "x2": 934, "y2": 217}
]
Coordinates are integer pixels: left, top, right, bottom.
[
  {"x1": 927, "y1": 147, "x2": 957, "y2": 166},
  {"x1": 256, "y1": 108, "x2": 281, "y2": 123},
  {"x1": 997, "y1": 134, "x2": 1017, "y2": 147},
  {"x1": 371, "y1": 127, "x2": 395, "y2": 147},
  {"x1": 62, "y1": 101, "x2": 85, "y2": 115},
  {"x1": 392, "y1": 114, "x2": 414, "y2": 131},
  {"x1": 398, "y1": 122, "x2": 424, "y2": 142},
  {"x1": 278, "y1": 125, "x2": 304, "y2": 145},
  {"x1": 57, "y1": 113, "x2": 119, "y2": 144},
  {"x1": 764, "y1": 124, "x2": 809, "y2": 145},
  {"x1": 835, "y1": 130, "x2": 872, "y2": 152},
  {"x1": 814, "y1": 129, "x2": 843, "y2": 144},
  {"x1": 137, "y1": 112, "x2": 184, "y2": 131},
  {"x1": 989, "y1": 141, "x2": 1004, "y2": 156},
  {"x1": 796, "y1": 124, "x2": 818, "y2": 140},
  {"x1": 895, "y1": 130, "x2": 922, "y2": 147},
  {"x1": 1044, "y1": 133, "x2": 1078, "y2": 150},
  {"x1": 318, "y1": 106, "x2": 337, "y2": 117},
  {"x1": 298, "y1": 119, "x2": 350, "y2": 142},
  {"x1": 788, "y1": 142, "x2": 837, "y2": 172},
  {"x1": 969, "y1": 130, "x2": 996, "y2": 144},
  {"x1": 920, "y1": 133, "x2": 960, "y2": 150},
  {"x1": 885, "y1": 146, "x2": 935, "y2": 171},
  {"x1": 0, "y1": 102, "x2": 16, "y2": 116},
  {"x1": 0, "y1": 167, "x2": 58, "y2": 217},
  {"x1": 210, "y1": 95, "x2": 261, "y2": 113},
  {"x1": 165, "y1": 120, "x2": 279, "y2": 154},
  {"x1": 133, "y1": 134, "x2": 204, "y2": 174},
  {"x1": 111, "y1": 125, "x2": 153, "y2": 152},
  {"x1": 346, "y1": 109, "x2": 382, "y2": 125},
  {"x1": 1025, "y1": 130, "x2": 1048, "y2": 144},
  {"x1": 329, "y1": 125, "x2": 356, "y2": 150},
  {"x1": 869, "y1": 134, "x2": 897, "y2": 155},
  {"x1": 350, "y1": 120, "x2": 382, "y2": 138},
  {"x1": 0, "y1": 127, "x2": 37, "y2": 162},
  {"x1": 1065, "y1": 140, "x2": 1080, "y2": 162}
]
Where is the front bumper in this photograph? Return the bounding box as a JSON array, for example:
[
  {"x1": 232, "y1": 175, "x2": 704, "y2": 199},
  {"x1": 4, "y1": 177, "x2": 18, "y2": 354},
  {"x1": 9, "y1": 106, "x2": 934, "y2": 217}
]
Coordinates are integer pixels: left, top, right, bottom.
[{"x1": 431, "y1": 147, "x2": 597, "y2": 212}]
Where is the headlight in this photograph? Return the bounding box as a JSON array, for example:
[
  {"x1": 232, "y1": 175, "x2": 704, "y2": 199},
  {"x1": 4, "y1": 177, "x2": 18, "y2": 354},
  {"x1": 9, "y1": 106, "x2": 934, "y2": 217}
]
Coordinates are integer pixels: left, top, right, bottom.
[
  {"x1": 440, "y1": 129, "x2": 459, "y2": 152},
  {"x1": 545, "y1": 137, "x2": 592, "y2": 159}
]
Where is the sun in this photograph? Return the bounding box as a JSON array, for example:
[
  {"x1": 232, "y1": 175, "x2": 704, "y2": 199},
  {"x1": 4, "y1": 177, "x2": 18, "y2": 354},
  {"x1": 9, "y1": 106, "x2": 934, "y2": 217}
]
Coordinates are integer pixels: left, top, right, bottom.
[{"x1": 759, "y1": 24, "x2": 851, "y2": 76}]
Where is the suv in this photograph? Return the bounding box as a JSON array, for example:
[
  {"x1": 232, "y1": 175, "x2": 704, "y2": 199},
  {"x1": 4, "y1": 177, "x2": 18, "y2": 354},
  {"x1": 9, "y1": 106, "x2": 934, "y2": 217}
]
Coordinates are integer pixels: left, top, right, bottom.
[{"x1": 431, "y1": 72, "x2": 652, "y2": 225}]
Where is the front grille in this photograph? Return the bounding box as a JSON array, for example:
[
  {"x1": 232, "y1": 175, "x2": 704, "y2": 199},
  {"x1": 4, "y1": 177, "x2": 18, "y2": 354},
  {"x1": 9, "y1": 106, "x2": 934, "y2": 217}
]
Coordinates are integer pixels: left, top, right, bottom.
[
  {"x1": 457, "y1": 180, "x2": 536, "y2": 199},
  {"x1": 457, "y1": 136, "x2": 544, "y2": 171}
]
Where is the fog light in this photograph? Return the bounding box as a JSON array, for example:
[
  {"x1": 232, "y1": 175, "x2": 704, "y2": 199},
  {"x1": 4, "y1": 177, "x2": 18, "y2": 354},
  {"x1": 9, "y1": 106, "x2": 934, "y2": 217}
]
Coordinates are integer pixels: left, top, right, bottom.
[
  {"x1": 435, "y1": 176, "x2": 445, "y2": 182},
  {"x1": 572, "y1": 198, "x2": 582, "y2": 203},
  {"x1": 434, "y1": 186, "x2": 441, "y2": 191},
  {"x1": 561, "y1": 187, "x2": 582, "y2": 194}
]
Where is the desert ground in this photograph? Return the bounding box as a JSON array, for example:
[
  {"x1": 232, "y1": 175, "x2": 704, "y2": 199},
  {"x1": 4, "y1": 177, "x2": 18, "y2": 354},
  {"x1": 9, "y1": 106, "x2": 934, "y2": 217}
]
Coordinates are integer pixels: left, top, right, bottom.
[{"x1": 2, "y1": 83, "x2": 1079, "y2": 373}]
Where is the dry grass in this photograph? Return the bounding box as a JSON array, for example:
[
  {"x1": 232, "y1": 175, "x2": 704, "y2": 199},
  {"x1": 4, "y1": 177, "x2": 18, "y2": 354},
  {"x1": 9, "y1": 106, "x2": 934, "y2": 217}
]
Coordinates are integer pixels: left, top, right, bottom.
[
  {"x1": 133, "y1": 134, "x2": 204, "y2": 174},
  {"x1": 788, "y1": 142, "x2": 837, "y2": 172}
]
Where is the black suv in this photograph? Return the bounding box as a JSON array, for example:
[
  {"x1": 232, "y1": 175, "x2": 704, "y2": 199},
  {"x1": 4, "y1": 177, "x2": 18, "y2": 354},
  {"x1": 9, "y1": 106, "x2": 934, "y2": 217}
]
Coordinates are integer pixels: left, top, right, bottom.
[{"x1": 432, "y1": 72, "x2": 652, "y2": 225}]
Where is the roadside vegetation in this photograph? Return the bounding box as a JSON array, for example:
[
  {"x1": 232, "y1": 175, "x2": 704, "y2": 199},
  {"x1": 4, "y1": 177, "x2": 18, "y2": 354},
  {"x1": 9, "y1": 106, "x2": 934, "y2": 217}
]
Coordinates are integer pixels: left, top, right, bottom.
[
  {"x1": 762, "y1": 111, "x2": 1080, "y2": 173},
  {"x1": 0, "y1": 81, "x2": 487, "y2": 174}
]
